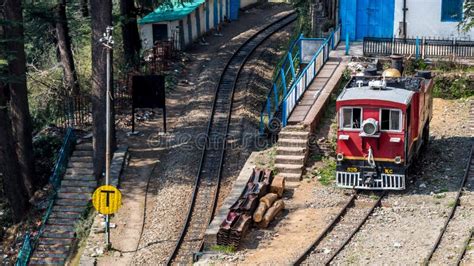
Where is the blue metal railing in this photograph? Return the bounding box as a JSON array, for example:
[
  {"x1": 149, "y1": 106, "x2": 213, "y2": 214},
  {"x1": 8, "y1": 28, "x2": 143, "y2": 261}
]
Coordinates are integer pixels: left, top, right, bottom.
[
  {"x1": 16, "y1": 128, "x2": 76, "y2": 266},
  {"x1": 260, "y1": 25, "x2": 341, "y2": 133}
]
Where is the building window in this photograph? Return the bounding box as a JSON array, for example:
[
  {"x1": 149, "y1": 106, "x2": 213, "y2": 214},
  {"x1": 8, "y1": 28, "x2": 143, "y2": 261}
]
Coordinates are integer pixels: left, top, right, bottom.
[
  {"x1": 381, "y1": 109, "x2": 401, "y2": 131},
  {"x1": 340, "y1": 107, "x2": 362, "y2": 130},
  {"x1": 441, "y1": 0, "x2": 463, "y2": 22}
]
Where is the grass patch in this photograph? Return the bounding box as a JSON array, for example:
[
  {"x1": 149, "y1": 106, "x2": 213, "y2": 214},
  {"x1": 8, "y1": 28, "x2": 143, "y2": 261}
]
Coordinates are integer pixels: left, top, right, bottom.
[
  {"x1": 210, "y1": 245, "x2": 236, "y2": 254},
  {"x1": 314, "y1": 157, "x2": 336, "y2": 186},
  {"x1": 74, "y1": 202, "x2": 94, "y2": 241},
  {"x1": 369, "y1": 194, "x2": 380, "y2": 200},
  {"x1": 447, "y1": 200, "x2": 458, "y2": 208}
]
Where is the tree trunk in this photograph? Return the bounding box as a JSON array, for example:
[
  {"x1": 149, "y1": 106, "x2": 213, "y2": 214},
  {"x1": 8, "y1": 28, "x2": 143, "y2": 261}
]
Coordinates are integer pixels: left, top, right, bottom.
[
  {"x1": 4, "y1": 0, "x2": 36, "y2": 197},
  {"x1": 55, "y1": 0, "x2": 80, "y2": 95},
  {"x1": 90, "y1": 0, "x2": 116, "y2": 178},
  {"x1": 81, "y1": 0, "x2": 89, "y2": 17},
  {"x1": 120, "y1": 0, "x2": 141, "y2": 69},
  {"x1": 0, "y1": 84, "x2": 30, "y2": 222}
]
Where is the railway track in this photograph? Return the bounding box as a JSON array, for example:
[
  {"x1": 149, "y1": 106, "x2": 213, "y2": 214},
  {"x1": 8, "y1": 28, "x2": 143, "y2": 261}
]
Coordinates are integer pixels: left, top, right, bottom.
[
  {"x1": 165, "y1": 12, "x2": 297, "y2": 265},
  {"x1": 425, "y1": 146, "x2": 474, "y2": 265},
  {"x1": 293, "y1": 192, "x2": 385, "y2": 265}
]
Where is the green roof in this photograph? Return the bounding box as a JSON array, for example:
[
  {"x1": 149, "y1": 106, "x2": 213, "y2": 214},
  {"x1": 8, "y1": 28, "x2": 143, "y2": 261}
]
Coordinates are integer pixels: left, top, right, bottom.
[{"x1": 138, "y1": 0, "x2": 205, "y2": 24}]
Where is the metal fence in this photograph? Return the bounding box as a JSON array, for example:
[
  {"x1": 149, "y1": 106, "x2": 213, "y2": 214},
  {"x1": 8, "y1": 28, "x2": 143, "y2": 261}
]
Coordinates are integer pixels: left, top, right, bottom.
[
  {"x1": 16, "y1": 128, "x2": 76, "y2": 266},
  {"x1": 259, "y1": 25, "x2": 341, "y2": 134},
  {"x1": 363, "y1": 37, "x2": 474, "y2": 58}
]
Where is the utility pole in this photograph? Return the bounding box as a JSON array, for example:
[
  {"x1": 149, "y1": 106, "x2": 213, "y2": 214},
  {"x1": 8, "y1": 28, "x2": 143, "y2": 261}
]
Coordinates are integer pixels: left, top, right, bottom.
[{"x1": 99, "y1": 26, "x2": 114, "y2": 248}]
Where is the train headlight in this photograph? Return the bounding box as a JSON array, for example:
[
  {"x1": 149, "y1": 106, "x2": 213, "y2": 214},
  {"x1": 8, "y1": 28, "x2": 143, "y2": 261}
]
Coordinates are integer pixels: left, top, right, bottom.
[
  {"x1": 362, "y1": 118, "x2": 378, "y2": 136},
  {"x1": 394, "y1": 156, "x2": 402, "y2": 164},
  {"x1": 337, "y1": 153, "x2": 344, "y2": 161}
]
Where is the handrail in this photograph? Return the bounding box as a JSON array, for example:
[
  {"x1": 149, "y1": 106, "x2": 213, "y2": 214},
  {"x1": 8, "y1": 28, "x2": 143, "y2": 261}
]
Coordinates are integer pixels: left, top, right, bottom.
[
  {"x1": 260, "y1": 25, "x2": 341, "y2": 133},
  {"x1": 15, "y1": 128, "x2": 76, "y2": 266}
]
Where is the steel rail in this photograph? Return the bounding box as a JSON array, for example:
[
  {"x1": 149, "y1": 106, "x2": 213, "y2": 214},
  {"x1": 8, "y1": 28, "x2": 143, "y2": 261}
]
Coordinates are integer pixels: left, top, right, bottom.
[
  {"x1": 293, "y1": 192, "x2": 385, "y2": 265},
  {"x1": 455, "y1": 229, "x2": 473, "y2": 265},
  {"x1": 425, "y1": 146, "x2": 474, "y2": 265},
  {"x1": 166, "y1": 12, "x2": 297, "y2": 265}
]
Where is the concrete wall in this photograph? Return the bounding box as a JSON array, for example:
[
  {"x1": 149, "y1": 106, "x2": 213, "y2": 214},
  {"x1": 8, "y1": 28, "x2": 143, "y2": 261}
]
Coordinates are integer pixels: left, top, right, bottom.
[
  {"x1": 139, "y1": 21, "x2": 181, "y2": 50},
  {"x1": 394, "y1": 0, "x2": 474, "y2": 40}
]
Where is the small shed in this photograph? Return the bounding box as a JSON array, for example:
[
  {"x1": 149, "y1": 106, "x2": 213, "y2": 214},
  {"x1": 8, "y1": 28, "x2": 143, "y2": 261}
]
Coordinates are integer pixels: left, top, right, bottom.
[{"x1": 139, "y1": 0, "x2": 231, "y2": 50}]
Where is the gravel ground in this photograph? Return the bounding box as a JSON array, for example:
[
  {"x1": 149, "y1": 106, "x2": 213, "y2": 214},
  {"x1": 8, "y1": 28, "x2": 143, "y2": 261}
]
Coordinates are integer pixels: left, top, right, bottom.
[
  {"x1": 332, "y1": 98, "x2": 473, "y2": 265},
  {"x1": 304, "y1": 195, "x2": 380, "y2": 265}
]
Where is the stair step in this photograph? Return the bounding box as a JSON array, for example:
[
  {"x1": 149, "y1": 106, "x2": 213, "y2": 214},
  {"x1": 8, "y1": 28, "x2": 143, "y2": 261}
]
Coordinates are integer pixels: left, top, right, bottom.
[
  {"x1": 75, "y1": 143, "x2": 93, "y2": 151},
  {"x1": 61, "y1": 180, "x2": 96, "y2": 188},
  {"x1": 69, "y1": 156, "x2": 93, "y2": 163},
  {"x1": 279, "y1": 131, "x2": 310, "y2": 140},
  {"x1": 67, "y1": 161, "x2": 94, "y2": 168},
  {"x1": 275, "y1": 164, "x2": 303, "y2": 174},
  {"x1": 278, "y1": 138, "x2": 308, "y2": 148},
  {"x1": 35, "y1": 243, "x2": 71, "y2": 253},
  {"x1": 59, "y1": 186, "x2": 95, "y2": 194},
  {"x1": 31, "y1": 251, "x2": 68, "y2": 259},
  {"x1": 283, "y1": 124, "x2": 307, "y2": 132},
  {"x1": 47, "y1": 217, "x2": 78, "y2": 226},
  {"x1": 38, "y1": 237, "x2": 74, "y2": 246},
  {"x1": 42, "y1": 229, "x2": 75, "y2": 239},
  {"x1": 276, "y1": 146, "x2": 306, "y2": 156},
  {"x1": 275, "y1": 155, "x2": 305, "y2": 164},
  {"x1": 29, "y1": 257, "x2": 66, "y2": 265},
  {"x1": 72, "y1": 150, "x2": 93, "y2": 157},
  {"x1": 52, "y1": 205, "x2": 86, "y2": 213},
  {"x1": 62, "y1": 174, "x2": 96, "y2": 182},
  {"x1": 42, "y1": 224, "x2": 76, "y2": 232},
  {"x1": 278, "y1": 173, "x2": 302, "y2": 182},
  {"x1": 66, "y1": 168, "x2": 94, "y2": 176},
  {"x1": 57, "y1": 192, "x2": 91, "y2": 200},
  {"x1": 50, "y1": 211, "x2": 82, "y2": 219},
  {"x1": 55, "y1": 198, "x2": 89, "y2": 207}
]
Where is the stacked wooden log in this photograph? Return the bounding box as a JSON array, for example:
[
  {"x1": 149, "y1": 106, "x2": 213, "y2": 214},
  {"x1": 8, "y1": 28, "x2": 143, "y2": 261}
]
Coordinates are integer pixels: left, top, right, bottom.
[
  {"x1": 217, "y1": 169, "x2": 286, "y2": 248},
  {"x1": 217, "y1": 168, "x2": 274, "y2": 247},
  {"x1": 254, "y1": 175, "x2": 286, "y2": 228}
]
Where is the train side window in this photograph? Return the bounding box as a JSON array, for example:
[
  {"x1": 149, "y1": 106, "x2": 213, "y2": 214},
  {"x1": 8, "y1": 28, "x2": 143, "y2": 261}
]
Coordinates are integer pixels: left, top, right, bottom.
[
  {"x1": 381, "y1": 109, "x2": 401, "y2": 131},
  {"x1": 341, "y1": 107, "x2": 361, "y2": 129}
]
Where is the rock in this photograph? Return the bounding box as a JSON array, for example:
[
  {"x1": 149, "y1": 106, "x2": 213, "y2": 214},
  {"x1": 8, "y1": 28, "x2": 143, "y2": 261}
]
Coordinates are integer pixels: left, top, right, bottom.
[
  {"x1": 419, "y1": 183, "x2": 427, "y2": 188},
  {"x1": 393, "y1": 242, "x2": 402, "y2": 248},
  {"x1": 323, "y1": 248, "x2": 331, "y2": 254},
  {"x1": 113, "y1": 251, "x2": 122, "y2": 257}
]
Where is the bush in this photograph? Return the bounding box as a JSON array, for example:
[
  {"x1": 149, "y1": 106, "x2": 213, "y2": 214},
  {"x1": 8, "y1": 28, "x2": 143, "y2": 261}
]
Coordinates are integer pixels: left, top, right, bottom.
[
  {"x1": 433, "y1": 75, "x2": 474, "y2": 99},
  {"x1": 33, "y1": 133, "x2": 63, "y2": 186}
]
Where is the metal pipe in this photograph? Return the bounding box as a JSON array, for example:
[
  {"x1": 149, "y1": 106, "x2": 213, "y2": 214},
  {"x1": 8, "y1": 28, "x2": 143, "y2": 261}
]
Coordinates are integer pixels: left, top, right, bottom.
[{"x1": 403, "y1": 0, "x2": 407, "y2": 40}]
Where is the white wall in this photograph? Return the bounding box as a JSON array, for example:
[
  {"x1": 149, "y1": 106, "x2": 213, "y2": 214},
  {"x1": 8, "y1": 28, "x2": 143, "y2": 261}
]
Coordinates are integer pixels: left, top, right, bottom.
[
  {"x1": 394, "y1": 0, "x2": 474, "y2": 40},
  {"x1": 139, "y1": 24, "x2": 153, "y2": 50}
]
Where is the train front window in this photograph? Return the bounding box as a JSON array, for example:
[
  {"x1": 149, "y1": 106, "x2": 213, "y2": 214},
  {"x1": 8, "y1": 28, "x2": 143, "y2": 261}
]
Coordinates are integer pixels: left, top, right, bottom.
[
  {"x1": 381, "y1": 109, "x2": 401, "y2": 131},
  {"x1": 341, "y1": 107, "x2": 361, "y2": 129}
]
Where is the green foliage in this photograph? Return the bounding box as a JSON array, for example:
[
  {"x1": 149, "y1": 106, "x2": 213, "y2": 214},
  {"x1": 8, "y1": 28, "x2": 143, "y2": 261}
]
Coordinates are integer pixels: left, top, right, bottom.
[
  {"x1": 460, "y1": 0, "x2": 474, "y2": 32},
  {"x1": 433, "y1": 75, "x2": 474, "y2": 99},
  {"x1": 315, "y1": 157, "x2": 336, "y2": 186},
  {"x1": 33, "y1": 133, "x2": 63, "y2": 185},
  {"x1": 210, "y1": 245, "x2": 236, "y2": 254}
]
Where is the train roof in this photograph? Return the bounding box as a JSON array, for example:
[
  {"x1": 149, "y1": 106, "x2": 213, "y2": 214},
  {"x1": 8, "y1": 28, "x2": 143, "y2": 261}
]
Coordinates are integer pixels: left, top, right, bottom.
[{"x1": 337, "y1": 86, "x2": 415, "y2": 105}]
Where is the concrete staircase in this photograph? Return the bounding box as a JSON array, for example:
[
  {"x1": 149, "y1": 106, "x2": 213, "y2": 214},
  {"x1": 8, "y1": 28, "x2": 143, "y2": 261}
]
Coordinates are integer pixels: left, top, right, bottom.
[
  {"x1": 30, "y1": 141, "x2": 96, "y2": 265},
  {"x1": 275, "y1": 125, "x2": 310, "y2": 182}
]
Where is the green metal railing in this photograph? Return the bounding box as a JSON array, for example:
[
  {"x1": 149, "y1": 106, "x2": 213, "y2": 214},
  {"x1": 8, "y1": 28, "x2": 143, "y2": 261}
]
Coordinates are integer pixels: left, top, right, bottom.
[{"x1": 15, "y1": 128, "x2": 76, "y2": 266}]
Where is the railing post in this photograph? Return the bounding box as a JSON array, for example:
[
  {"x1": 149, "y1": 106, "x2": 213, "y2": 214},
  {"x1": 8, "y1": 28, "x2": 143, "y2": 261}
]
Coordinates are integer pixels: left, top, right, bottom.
[
  {"x1": 266, "y1": 98, "x2": 271, "y2": 122},
  {"x1": 288, "y1": 53, "x2": 296, "y2": 81},
  {"x1": 280, "y1": 68, "x2": 287, "y2": 95},
  {"x1": 416, "y1": 37, "x2": 420, "y2": 60},
  {"x1": 273, "y1": 83, "x2": 278, "y2": 110},
  {"x1": 345, "y1": 32, "x2": 350, "y2": 55},
  {"x1": 282, "y1": 101, "x2": 287, "y2": 127}
]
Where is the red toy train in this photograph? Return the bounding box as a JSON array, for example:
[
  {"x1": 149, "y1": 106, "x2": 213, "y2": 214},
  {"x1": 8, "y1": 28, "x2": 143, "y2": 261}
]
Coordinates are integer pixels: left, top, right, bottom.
[{"x1": 335, "y1": 69, "x2": 433, "y2": 190}]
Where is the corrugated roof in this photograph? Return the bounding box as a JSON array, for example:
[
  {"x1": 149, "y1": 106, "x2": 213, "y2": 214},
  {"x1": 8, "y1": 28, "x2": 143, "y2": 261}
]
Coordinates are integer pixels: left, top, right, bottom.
[
  {"x1": 138, "y1": 0, "x2": 205, "y2": 24},
  {"x1": 337, "y1": 86, "x2": 414, "y2": 105}
]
